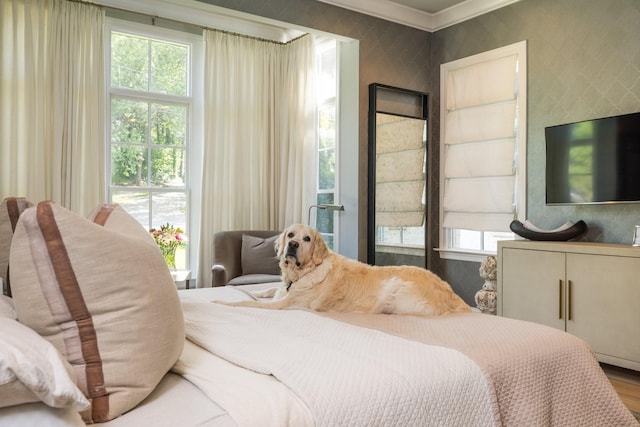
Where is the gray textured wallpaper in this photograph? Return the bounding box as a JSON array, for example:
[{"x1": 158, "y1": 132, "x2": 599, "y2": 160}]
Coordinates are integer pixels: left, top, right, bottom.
[
  {"x1": 432, "y1": 0, "x2": 640, "y2": 243},
  {"x1": 431, "y1": 0, "x2": 640, "y2": 302}
]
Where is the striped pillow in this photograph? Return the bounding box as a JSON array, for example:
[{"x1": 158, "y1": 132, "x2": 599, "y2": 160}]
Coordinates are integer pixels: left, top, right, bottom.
[
  {"x1": 0, "y1": 197, "x2": 34, "y2": 296},
  {"x1": 10, "y1": 202, "x2": 184, "y2": 423}
]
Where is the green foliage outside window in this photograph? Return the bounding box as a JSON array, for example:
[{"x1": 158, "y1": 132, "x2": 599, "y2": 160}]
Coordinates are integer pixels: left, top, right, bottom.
[
  {"x1": 111, "y1": 32, "x2": 187, "y2": 96},
  {"x1": 110, "y1": 32, "x2": 187, "y2": 188}
]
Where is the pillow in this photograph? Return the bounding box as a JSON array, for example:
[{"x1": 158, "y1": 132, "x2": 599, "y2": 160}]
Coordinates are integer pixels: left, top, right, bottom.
[
  {"x1": 0, "y1": 295, "x2": 16, "y2": 319},
  {"x1": 9, "y1": 201, "x2": 184, "y2": 423},
  {"x1": 0, "y1": 197, "x2": 34, "y2": 296},
  {"x1": 86, "y1": 202, "x2": 155, "y2": 241},
  {"x1": 241, "y1": 234, "x2": 281, "y2": 276},
  {"x1": 0, "y1": 317, "x2": 89, "y2": 411}
]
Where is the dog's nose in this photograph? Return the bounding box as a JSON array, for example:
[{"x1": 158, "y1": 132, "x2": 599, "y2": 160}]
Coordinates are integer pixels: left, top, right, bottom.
[{"x1": 288, "y1": 241, "x2": 299, "y2": 249}]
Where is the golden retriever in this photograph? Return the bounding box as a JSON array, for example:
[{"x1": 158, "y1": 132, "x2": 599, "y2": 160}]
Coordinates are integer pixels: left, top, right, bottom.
[{"x1": 216, "y1": 224, "x2": 471, "y2": 315}]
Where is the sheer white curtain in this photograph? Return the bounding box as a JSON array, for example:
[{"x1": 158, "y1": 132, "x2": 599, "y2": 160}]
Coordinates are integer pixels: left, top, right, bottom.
[
  {"x1": 199, "y1": 31, "x2": 315, "y2": 286},
  {"x1": 0, "y1": 0, "x2": 105, "y2": 215}
]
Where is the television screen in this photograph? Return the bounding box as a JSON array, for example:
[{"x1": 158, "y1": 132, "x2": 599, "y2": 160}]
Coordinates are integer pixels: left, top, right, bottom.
[{"x1": 545, "y1": 112, "x2": 640, "y2": 205}]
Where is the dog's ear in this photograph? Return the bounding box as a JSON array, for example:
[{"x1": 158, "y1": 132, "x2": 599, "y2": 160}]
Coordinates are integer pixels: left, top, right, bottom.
[
  {"x1": 275, "y1": 228, "x2": 287, "y2": 257},
  {"x1": 311, "y1": 228, "x2": 329, "y2": 265}
]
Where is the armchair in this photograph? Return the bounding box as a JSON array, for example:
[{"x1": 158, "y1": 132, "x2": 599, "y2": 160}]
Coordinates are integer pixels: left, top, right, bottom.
[{"x1": 211, "y1": 230, "x2": 282, "y2": 287}]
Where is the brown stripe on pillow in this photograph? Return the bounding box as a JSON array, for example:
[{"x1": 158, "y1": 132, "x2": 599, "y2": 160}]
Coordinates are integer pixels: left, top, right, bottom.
[
  {"x1": 90, "y1": 204, "x2": 116, "y2": 226},
  {"x1": 36, "y1": 201, "x2": 110, "y2": 422},
  {"x1": 5, "y1": 197, "x2": 25, "y2": 297},
  {"x1": 6, "y1": 197, "x2": 20, "y2": 232},
  {"x1": 3, "y1": 198, "x2": 16, "y2": 296},
  {"x1": 4, "y1": 264, "x2": 10, "y2": 298}
]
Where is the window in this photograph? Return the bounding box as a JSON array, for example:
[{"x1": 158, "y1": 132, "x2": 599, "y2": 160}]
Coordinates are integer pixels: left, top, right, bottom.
[
  {"x1": 107, "y1": 22, "x2": 199, "y2": 269},
  {"x1": 105, "y1": 8, "x2": 353, "y2": 282},
  {"x1": 314, "y1": 40, "x2": 338, "y2": 249},
  {"x1": 439, "y1": 41, "x2": 527, "y2": 261}
]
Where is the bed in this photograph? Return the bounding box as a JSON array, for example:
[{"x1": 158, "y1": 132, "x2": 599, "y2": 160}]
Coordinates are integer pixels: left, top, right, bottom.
[
  {"x1": 2, "y1": 282, "x2": 638, "y2": 426},
  {"x1": 1, "y1": 199, "x2": 638, "y2": 426}
]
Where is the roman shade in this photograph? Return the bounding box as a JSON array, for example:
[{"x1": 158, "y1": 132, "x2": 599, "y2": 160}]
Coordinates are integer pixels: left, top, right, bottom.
[
  {"x1": 375, "y1": 114, "x2": 425, "y2": 227},
  {"x1": 442, "y1": 53, "x2": 519, "y2": 232}
]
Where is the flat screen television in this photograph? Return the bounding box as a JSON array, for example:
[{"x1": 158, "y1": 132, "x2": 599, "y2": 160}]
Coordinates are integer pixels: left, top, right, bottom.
[{"x1": 545, "y1": 111, "x2": 640, "y2": 205}]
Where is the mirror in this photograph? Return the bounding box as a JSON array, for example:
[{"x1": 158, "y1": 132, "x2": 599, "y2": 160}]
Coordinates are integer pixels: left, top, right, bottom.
[{"x1": 367, "y1": 83, "x2": 428, "y2": 267}]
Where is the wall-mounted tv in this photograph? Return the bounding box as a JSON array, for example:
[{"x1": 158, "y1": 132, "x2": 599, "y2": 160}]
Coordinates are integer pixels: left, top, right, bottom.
[{"x1": 545, "y1": 111, "x2": 640, "y2": 205}]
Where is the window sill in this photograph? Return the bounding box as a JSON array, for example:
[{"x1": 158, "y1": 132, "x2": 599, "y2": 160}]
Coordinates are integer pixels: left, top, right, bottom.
[
  {"x1": 376, "y1": 244, "x2": 424, "y2": 257},
  {"x1": 434, "y1": 247, "x2": 495, "y2": 263}
]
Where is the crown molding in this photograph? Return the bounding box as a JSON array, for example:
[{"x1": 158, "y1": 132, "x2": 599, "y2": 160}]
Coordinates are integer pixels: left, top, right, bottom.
[
  {"x1": 317, "y1": 0, "x2": 521, "y2": 32},
  {"x1": 434, "y1": 0, "x2": 521, "y2": 31},
  {"x1": 93, "y1": 0, "x2": 305, "y2": 42}
]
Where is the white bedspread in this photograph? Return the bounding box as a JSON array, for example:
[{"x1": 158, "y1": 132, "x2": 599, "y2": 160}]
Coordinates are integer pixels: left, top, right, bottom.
[{"x1": 178, "y1": 299, "x2": 497, "y2": 427}]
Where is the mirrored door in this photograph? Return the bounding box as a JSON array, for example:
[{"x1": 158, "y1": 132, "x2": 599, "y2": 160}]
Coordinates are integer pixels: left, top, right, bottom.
[{"x1": 367, "y1": 84, "x2": 428, "y2": 267}]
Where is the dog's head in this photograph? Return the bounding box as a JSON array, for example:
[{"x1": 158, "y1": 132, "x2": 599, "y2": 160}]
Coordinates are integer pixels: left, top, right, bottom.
[{"x1": 275, "y1": 224, "x2": 329, "y2": 271}]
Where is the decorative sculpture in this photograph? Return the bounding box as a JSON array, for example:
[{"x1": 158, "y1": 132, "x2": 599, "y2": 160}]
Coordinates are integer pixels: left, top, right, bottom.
[
  {"x1": 509, "y1": 219, "x2": 587, "y2": 241},
  {"x1": 475, "y1": 255, "x2": 497, "y2": 315}
]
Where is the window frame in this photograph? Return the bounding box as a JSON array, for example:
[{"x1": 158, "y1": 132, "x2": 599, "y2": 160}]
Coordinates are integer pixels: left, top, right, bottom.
[{"x1": 105, "y1": 18, "x2": 204, "y2": 271}]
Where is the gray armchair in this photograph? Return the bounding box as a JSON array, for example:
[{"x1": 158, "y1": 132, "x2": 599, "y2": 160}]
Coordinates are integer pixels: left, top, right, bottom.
[{"x1": 211, "y1": 230, "x2": 282, "y2": 287}]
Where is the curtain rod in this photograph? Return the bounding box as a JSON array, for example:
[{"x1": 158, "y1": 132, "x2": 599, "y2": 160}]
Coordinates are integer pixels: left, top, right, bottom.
[{"x1": 74, "y1": 0, "x2": 308, "y2": 45}]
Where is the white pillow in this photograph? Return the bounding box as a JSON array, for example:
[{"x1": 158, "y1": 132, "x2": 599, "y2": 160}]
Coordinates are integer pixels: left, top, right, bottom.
[{"x1": 0, "y1": 317, "x2": 89, "y2": 411}]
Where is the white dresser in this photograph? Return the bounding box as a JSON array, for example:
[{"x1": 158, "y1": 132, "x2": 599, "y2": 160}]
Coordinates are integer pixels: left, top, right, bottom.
[{"x1": 497, "y1": 240, "x2": 640, "y2": 371}]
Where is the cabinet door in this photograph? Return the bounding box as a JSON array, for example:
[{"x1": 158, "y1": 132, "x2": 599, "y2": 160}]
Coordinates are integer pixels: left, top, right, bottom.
[
  {"x1": 501, "y1": 248, "x2": 566, "y2": 330},
  {"x1": 566, "y1": 253, "x2": 640, "y2": 366}
]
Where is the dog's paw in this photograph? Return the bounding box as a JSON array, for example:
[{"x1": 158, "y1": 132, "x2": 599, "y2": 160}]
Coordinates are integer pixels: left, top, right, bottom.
[
  {"x1": 250, "y1": 289, "x2": 275, "y2": 299},
  {"x1": 272, "y1": 287, "x2": 288, "y2": 300},
  {"x1": 251, "y1": 286, "x2": 288, "y2": 299}
]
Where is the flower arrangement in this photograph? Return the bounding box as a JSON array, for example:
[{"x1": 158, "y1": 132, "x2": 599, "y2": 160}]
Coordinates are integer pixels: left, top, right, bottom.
[{"x1": 150, "y1": 223, "x2": 187, "y2": 269}]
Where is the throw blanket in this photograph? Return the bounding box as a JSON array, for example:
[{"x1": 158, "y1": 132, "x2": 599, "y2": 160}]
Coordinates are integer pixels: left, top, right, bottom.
[
  {"x1": 179, "y1": 300, "x2": 497, "y2": 426},
  {"x1": 325, "y1": 312, "x2": 638, "y2": 426}
]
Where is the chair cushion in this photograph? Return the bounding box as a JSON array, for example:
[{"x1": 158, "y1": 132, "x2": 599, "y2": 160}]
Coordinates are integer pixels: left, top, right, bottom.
[
  {"x1": 228, "y1": 274, "x2": 282, "y2": 286},
  {"x1": 9, "y1": 202, "x2": 184, "y2": 423},
  {"x1": 241, "y1": 234, "x2": 281, "y2": 276}
]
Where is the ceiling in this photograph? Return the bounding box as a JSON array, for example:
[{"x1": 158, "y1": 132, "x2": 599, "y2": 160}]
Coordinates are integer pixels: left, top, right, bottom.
[
  {"x1": 317, "y1": 0, "x2": 521, "y2": 32},
  {"x1": 390, "y1": 0, "x2": 467, "y2": 14}
]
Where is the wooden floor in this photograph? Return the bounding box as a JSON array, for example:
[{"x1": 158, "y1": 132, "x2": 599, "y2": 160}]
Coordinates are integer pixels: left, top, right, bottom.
[{"x1": 602, "y1": 364, "x2": 640, "y2": 415}]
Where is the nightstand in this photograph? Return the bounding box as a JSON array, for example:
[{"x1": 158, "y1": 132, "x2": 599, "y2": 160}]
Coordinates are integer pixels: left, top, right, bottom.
[{"x1": 171, "y1": 270, "x2": 191, "y2": 289}]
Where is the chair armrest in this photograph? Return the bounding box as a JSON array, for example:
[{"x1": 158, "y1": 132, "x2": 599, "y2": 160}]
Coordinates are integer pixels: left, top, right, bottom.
[{"x1": 211, "y1": 264, "x2": 228, "y2": 287}]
